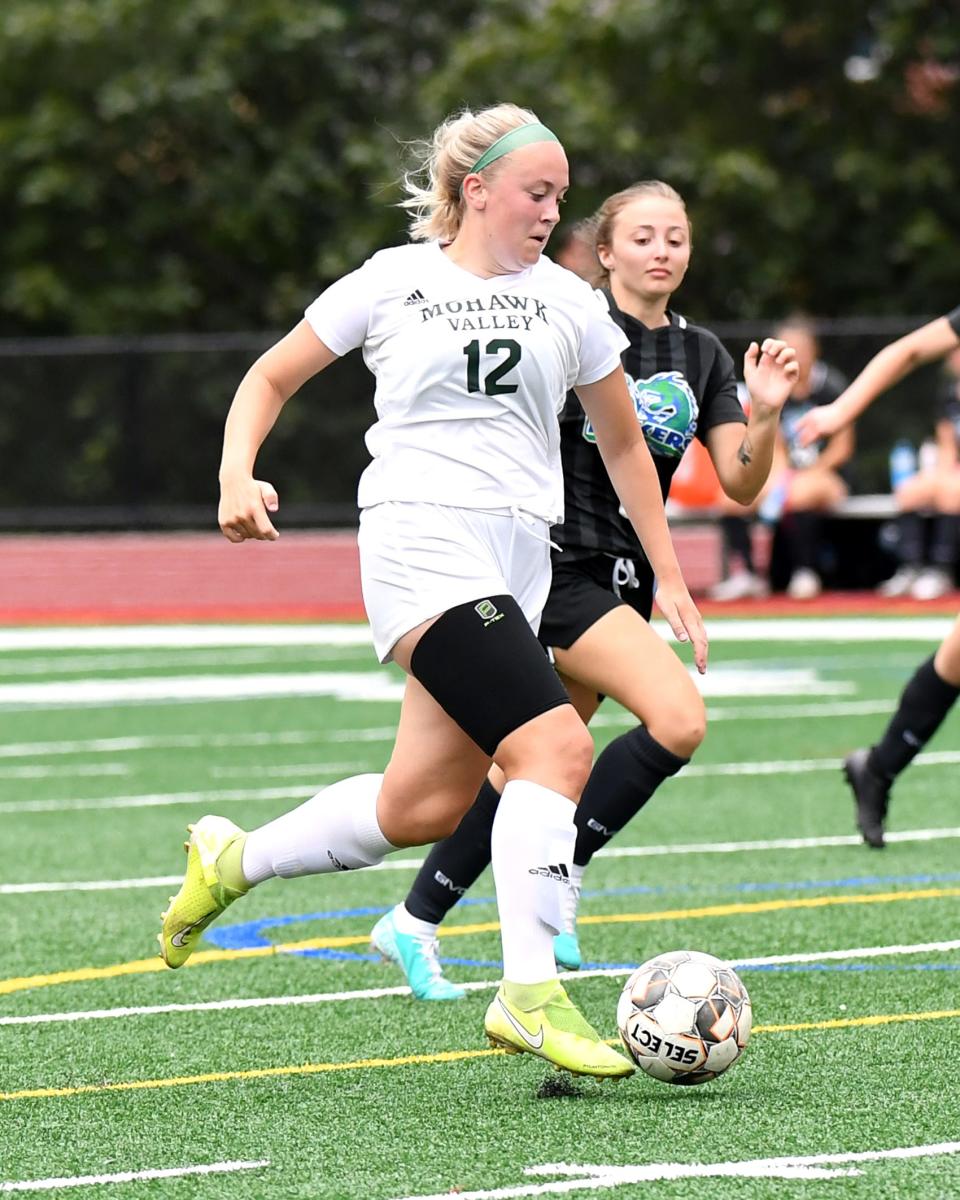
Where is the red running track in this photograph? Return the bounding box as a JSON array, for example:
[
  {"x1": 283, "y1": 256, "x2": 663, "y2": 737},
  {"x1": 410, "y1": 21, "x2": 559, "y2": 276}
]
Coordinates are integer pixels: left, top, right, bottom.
[{"x1": 1, "y1": 530, "x2": 957, "y2": 624}]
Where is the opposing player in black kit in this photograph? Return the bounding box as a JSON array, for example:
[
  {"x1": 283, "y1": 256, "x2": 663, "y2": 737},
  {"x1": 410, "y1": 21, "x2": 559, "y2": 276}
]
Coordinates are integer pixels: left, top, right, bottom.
[
  {"x1": 371, "y1": 181, "x2": 800, "y2": 997},
  {"x1": 798, "y1": 306, "x2": 960, "y2": 848}
]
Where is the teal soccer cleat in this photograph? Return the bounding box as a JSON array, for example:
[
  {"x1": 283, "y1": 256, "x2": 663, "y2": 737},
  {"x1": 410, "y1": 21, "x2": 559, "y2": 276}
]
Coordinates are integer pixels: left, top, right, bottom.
[
  {"x1": 554, "y1": 931, "x2": 582, "y2": 972},
  {"x1": 370, "y1": 908, "x2": 466, "y2": 1001}
]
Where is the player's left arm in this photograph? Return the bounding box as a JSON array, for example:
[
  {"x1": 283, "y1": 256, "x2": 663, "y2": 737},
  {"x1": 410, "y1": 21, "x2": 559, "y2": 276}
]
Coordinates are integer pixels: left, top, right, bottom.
[
  {"x1": 577, "y1": 365, "x2": 708, "y2": 673},
  {"x1": 707, "y1": 338, "x2": 799, "y2": 504}
]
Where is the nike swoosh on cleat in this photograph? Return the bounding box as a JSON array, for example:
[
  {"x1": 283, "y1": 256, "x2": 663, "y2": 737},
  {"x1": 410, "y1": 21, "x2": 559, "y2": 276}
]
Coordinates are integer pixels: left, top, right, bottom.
[
  {"x1": 170, "y1": 920, "x2": 203, "y2": 948},
  {"x1": 497, "y1": 998, "x2": 544, "y2": 1049}
]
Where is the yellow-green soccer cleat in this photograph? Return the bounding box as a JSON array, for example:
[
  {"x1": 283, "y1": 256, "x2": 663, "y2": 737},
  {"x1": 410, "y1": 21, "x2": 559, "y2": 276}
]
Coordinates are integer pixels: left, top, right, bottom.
[
  {"x1": 484, "y1": 981, "x2": 635, "y2": 1079},
  {"x1": 159, "y1": 815, "x2": 248, "y2": 968}
]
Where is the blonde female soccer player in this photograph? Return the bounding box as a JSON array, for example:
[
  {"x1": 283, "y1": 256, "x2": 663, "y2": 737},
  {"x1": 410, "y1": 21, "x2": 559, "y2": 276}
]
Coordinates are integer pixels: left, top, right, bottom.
[
  {"x1": 371, "y1": 181, "x2": 799, "y2": 998},
  {"x1": 159, "y1": 106, "x2": 709, "y2": 1079}
]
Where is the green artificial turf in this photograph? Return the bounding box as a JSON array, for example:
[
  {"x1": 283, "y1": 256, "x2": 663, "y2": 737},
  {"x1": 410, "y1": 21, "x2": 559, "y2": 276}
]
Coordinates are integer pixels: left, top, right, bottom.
[{"x1": 2, "y1": 620, "x2": 960, "y2": 1198}]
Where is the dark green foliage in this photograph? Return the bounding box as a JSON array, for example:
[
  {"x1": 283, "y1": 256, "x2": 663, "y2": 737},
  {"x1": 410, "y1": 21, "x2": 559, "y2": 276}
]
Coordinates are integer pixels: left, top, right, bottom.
[
  {"x1": 2, "y1": 0, "x2": 957, "y2": 335},
  {"x1": 2, "y1": 1, "x2": 958, "y2": 519}
]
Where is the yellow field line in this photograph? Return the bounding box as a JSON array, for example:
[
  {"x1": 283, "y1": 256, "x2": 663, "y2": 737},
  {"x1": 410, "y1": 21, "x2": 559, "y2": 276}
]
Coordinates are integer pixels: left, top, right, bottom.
[
  {"x1": 3, "y1": 886, "x2": 958, "y2": 998},
  {"x1": 3, "y1": 1008, "x2": 959, "y2": 1103}
]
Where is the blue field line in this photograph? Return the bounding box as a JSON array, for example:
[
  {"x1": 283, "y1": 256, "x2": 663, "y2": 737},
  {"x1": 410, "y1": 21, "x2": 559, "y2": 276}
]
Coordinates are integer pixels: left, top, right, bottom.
[{"x1": 204, "y1": 869, "x2": 960, "y2": 969}]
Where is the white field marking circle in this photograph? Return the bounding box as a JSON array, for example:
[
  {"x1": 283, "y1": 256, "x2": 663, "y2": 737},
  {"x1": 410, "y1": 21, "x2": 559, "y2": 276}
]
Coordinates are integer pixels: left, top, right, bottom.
[
  {"x1": 2, "y1": 939, "x2": 959, "y2": 1026},
  {"x1": 388, "y1": 1142, "x2": 960, "y2": 1199},
  {"x1": 0, "y1": 1160, "x2": 269, "y2": 1193}
]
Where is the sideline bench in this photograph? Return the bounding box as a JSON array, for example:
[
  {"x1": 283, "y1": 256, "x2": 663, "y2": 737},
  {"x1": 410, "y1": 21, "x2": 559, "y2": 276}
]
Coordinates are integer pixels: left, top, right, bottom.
[{"x1": 665, "y1": 494, "x2": 899, "y2": 592}]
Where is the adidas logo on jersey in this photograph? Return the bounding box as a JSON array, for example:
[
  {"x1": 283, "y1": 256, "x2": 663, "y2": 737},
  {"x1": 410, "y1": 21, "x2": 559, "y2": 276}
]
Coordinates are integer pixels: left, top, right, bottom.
[{"x1": 403, "y1": 289, "x2": 427, "y2": 306}]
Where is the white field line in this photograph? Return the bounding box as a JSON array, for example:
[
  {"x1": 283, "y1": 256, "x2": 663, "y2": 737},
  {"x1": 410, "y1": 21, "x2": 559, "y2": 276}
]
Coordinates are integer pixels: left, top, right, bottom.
[
  {"x1": 0, "y1": 773, "x2": 362, "y2": 814},
  {"x1": 0, "y1": 647, "x2": 364, "y2": 676},
  {"x1": 0, "y1": 1160, "x2": 269, "y2": 1193},
  {"x1": 0, "y1": 625, "x2": 375, "y2": 650},
  {"x1": 0, "y1": 765, "x2": 129, "y2": 780},
  {"x1": 0, "y1": 702, "x2": 891, "y2": 761},
  {"x1": 0, "y1": 728, "x2": 398, "y2": 760},
  {"x1": 0, "y1": 877, "x2": 197, "y2": 895},
  {"x1": 4, "y1": 827, "x2": 960, "y2": 897},
  {"x1": 600, "y1": 699, "x2": 897, "y2": 726},
  {"x1": 596, "y1": 826, "x2": 960, "y2": 857},
  {"x1": 0, "y1": 668, "x2": 851, "y2": 709},
  {"x1": 390, "y1": 1143, "x2": 960, "y2": 1200},
  {"x1": 3, "y1": 940, "x2": 959, "y2": 1027},
  {"x1": 0, "y1": 671, "x2": 406, "y2": 707},
  {"x1": 0, "y1": 617, "x2": 953, "y2": 652},
  {"x1": 6, "y1": 750, "x2": 960, "y2": 816}
]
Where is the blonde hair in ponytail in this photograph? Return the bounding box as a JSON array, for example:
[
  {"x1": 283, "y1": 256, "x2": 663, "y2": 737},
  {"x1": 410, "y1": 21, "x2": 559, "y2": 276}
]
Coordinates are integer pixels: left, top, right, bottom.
[{"x1": 399, "y1": 103, "x2": 542, "y2": 243}]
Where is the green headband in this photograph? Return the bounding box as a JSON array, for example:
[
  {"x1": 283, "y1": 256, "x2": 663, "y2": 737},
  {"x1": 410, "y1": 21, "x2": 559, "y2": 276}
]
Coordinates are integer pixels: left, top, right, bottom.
[{"x1": 468, "y1": 122, "x2": 560, "y2": 175}]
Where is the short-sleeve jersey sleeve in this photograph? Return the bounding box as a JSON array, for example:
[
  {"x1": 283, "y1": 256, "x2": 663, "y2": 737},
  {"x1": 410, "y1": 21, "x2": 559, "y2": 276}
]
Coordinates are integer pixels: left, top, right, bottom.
[
  {"x1": 946, "y1": 304, "x2": 960, "y2": 339},
  {"x1": 304, "y1": 260, "x2": 373, "y2": 356},
  {"x1": 574, "y1": 289, "x2": 630, "y2": 387},
  {"x1": 697, "y1": 339, "x2": 745, "y2": 440}
]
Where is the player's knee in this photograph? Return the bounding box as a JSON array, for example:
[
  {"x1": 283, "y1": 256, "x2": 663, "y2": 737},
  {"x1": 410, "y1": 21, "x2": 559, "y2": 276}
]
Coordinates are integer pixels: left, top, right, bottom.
[
  {"x1": 497, "y1": 705, "x2": 593, "y2": 797},
  {"x1": 647, "y1": 692, "x2": 706, "y2": 759}
]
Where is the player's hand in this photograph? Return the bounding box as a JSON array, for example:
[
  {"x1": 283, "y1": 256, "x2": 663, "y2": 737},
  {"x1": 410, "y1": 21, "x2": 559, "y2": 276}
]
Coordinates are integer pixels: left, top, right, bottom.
[
  {"x1": 654, "y1": 579, "x2": 708, "y2": 674},
  {"x1": 795, "y1": 402, "x2": 846, "y2": 447},
  {"x1": 743, "y1": 338, "x2": 800, "y2": 415},
  {"x1": 218, "y1": 476, "x2": 280, "y2": 542}
]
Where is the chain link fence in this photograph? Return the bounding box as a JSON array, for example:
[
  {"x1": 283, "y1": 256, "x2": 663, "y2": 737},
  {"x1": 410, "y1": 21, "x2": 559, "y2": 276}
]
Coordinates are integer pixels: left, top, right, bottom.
[{"x1": 0, "y1": 317, "x2": 946, "y2": 531}]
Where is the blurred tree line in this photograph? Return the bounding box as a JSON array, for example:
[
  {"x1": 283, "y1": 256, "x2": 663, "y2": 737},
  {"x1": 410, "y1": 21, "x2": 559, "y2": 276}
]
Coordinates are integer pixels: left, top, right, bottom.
[{"x1": 0, "y1": 0, "x2": 957, "y2": 521}]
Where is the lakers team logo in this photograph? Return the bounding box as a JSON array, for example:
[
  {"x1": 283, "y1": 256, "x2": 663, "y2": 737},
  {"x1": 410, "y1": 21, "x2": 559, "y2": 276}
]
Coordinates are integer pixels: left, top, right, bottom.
[{"x1": 582, "y1": 370, "x2": 699, "y2": 459}]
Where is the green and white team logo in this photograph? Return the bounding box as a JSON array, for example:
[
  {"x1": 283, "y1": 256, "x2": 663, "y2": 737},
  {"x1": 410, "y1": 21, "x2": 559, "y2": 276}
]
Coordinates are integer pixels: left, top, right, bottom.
[{"x1": 582, "y1": 370, "x2": 699, "y2": 459}]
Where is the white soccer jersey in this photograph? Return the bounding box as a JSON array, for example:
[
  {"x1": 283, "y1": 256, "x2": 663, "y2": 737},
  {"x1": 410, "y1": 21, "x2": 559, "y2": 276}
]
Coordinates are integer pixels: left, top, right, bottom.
[{"x1": 304, "y1": 242, "x2": 628, "y2": 523}]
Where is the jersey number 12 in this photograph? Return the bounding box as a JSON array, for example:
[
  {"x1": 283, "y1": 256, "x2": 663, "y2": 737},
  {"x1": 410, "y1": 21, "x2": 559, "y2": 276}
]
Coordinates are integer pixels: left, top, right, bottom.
[{"x1": 463, "y1": 339, "x2": 521, "y2": 395}]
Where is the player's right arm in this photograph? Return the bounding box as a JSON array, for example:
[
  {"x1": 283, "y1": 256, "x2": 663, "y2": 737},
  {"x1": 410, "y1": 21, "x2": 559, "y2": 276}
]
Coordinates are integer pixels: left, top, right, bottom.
[
  {"x1": 796, "y1": 314, "x2": 960, "y2": 446},
  {"x1": 219, "y1": 320, "x2": 339, "y2": 543}
]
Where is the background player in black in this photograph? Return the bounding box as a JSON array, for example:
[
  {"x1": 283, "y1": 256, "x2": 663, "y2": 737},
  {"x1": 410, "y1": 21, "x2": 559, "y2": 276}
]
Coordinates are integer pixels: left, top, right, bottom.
[
  {"x1": 798, "y1": 306, "x2": 960, "y2": 848},
  {"x1": 710, "y1": 316, "x2": 851, "y2": 601},
  {"x1": 872, "y1": 342, "x2": 960, "y2": 601},
  {"x1": 371, "y1": 181, "x2": 799, "y2": 997}
]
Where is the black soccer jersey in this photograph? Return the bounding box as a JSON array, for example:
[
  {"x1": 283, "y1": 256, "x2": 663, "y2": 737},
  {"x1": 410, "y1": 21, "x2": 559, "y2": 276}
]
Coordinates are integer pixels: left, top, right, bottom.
[
  {"x1": 555, "y1": 292, "x2": 746, "y2": 560},
  {"x1": 937, "y1": 365, "x2": 960, "y2": 449},
  {"x1": 778, "y1": 360, "x2": 848, "y2": 470},
  {"x1": 947, "y1": 304, "x2": 960, "y2": 338}
]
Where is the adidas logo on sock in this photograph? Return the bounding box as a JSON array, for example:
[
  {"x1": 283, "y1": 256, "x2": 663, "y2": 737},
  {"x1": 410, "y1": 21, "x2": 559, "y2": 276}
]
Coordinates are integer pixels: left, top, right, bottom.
[
  {"x1": 528, "y1": 863, "x2": 572, "y2": 883},
  {"x1": 403, "y1": 289, "x2": 427, "y2": 306}
]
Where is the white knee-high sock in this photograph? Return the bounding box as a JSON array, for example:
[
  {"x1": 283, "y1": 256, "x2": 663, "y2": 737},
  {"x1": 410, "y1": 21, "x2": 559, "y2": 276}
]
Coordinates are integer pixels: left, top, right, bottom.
[
  {"x1": 240, "y1": 773, "x2": 396, "y2": 884},
  {"x1": 490, "y1": 779, "x2": 577, "y2": 984}
]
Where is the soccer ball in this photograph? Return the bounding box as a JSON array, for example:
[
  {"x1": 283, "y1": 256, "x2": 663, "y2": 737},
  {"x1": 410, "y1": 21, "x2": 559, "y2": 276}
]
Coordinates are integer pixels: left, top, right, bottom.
[{"x1": 617, "y1": 949, "x2": 752, "y2": 1086}]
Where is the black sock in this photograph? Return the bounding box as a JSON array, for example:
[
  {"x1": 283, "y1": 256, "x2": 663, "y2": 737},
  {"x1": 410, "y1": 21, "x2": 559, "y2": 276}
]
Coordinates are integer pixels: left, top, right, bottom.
[
  {"x1": 929, "y1": 515, "x2": 960, "y2": 570},
  {"x1": 868, "y1": 656, "x2": 960, "y2": 781},
  {"x1": 721, "y1": 516, "x2": 754, "y2": 574},
  {"x1": 573, "y1": 726, "x2": 688, "y2": 867},
  {"x1": 404, "y1": 779, "x2": 500, "y2": 924},
  {"x1": 896, "y1": 512, "x2": 925, "y2": 566},
  {"x1": 785, "y1": 510, "x2": 821, "y2": 572}
]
